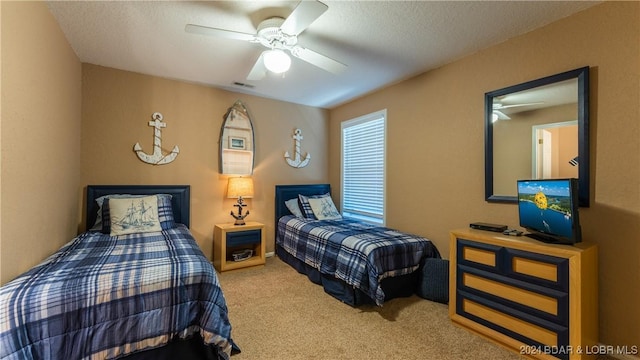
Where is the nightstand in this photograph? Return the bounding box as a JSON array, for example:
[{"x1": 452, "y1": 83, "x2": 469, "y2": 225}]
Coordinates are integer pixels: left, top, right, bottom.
[{"x1": 213, "y1": 221, "x2": 266, "y2": 272}]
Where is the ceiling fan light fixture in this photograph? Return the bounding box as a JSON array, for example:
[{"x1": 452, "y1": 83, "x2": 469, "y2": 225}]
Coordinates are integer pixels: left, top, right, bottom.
[{"x1": 263, "y1": 49, "x2": 291, "y2": 74}]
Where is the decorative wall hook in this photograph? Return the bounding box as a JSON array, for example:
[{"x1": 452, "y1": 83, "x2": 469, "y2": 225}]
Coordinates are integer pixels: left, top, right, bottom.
[
  {"x1": 284, "y1": 128, "x2": 311, "y2": 168},
  {"x1": 133, "y1": 112, "x2": 180, "y2": 165}
]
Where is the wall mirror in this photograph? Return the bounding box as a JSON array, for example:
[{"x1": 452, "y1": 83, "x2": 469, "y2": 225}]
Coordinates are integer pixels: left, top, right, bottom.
[
  {"x1": 219, "y1": 100, "x2": 255, "y2": 175},
  {"x1": 485, "y1": 67, "x2": 590, "y2": 206}
]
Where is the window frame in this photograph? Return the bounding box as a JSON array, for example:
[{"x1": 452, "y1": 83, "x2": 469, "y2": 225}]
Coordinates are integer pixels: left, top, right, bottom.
[{"x1": 340, "y1": 109, "x2": 387, "y2": 225}]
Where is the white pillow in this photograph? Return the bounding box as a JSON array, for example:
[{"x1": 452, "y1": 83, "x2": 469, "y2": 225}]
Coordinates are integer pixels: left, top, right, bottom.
[
  {"x1": 308, "y1": 196, "x2": 342, "y2": 220},
  {"x1": 285, "y1": 198, "x2": 304, "y2": 218},
  {"x1": 108, "y1": 195, "x2": 162, "y2": 236},
  {"x1": 90, "y1": 194, "x2": 139, "y2": 231},
  {"x1": 91, "y1": 193, "x2": 174, "y2": 231}
]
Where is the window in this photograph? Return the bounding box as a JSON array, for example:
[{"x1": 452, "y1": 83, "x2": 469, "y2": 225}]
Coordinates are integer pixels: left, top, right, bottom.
[{"x1": 341, "y1": 109, "x2": 386, "y2": 225}]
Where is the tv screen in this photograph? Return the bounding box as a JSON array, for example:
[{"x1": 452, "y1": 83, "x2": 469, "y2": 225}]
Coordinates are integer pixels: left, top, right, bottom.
[{"x1": 517, "y1": 178, "x2": 581, "y2": 244}]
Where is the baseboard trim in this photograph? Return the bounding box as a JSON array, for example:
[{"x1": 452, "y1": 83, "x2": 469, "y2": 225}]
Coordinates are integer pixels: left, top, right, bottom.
[{"x1": 265, "y1": 251, "x2": 275, "y2": 258}]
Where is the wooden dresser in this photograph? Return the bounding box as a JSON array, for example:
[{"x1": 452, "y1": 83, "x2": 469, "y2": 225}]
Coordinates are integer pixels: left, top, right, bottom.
[{"x1": 449, "y1": 228, "x2": 598, "y2": 360}]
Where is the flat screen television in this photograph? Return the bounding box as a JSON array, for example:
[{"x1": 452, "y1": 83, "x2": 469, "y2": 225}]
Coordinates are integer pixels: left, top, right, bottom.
[{"x1": 517, "y1": 178, "x2": 582, "y2": 244}]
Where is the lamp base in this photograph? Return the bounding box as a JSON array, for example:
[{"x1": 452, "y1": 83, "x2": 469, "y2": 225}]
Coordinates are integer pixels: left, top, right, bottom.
[{"x1": 230, "y1": 197, "x2": 249, "y2": 226}]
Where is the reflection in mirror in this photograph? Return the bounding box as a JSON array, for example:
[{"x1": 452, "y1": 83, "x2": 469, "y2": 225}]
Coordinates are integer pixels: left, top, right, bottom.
[
  {"x1": 219, "y1": 100, "x2": 255, "y2": 175},
  {"x1": 485, "y1": 67, "x2": 589, "y2": 206},
  {"x1": 492, "y1": 80, "x2": 578, "y2": 193},
  {"x1": 531, "y1": 120, "x2": 578, "y2": 179}
]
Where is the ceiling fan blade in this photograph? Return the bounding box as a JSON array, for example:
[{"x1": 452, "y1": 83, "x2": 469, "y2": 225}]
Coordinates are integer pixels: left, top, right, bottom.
[
  {"x1": 291, "y1": 46, "x2": 347, "y2": 74},
  {"x1": 494, "y1": 110, "x2": 511, "y2": 120},
  {"x1": 280, "y1": 0, "x2": 328, "y2": 36},
  {"x1": 494, "y1": 102, "x2": 544, "y2": 110},
  {"x1": 185, "y1": 24, "x2": 256, "y2": 42},
  {"x1": 247, "y1": 52, "x2": 267, "y2": 81}
]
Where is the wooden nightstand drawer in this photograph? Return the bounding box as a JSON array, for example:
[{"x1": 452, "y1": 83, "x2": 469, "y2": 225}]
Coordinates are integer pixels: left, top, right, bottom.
[{"x1": 227, "y1": 229, "x2": 262, "y2": 247}]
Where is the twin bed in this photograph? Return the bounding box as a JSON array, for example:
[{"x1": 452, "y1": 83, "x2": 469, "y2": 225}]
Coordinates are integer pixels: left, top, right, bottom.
[
  {"x1": 0, "y1": 185, "x2": 238, "y2": 360},
  {"x1": 275, "y1": 184, "x2": 441, "y2": 306}
]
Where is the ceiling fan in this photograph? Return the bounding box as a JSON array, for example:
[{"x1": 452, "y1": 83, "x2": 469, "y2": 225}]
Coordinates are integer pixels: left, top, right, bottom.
[
  {"x1": 492, "y1": 101, "x2": 544, "y2": 121},
  {"x1": 185, "y1": 0, "x2": 347, "y2": 80}
]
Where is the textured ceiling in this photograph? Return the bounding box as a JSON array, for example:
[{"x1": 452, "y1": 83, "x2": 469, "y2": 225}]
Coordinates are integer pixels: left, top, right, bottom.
[{"x1": 47, "y1": 1, "x2": 599, "y2": 109}]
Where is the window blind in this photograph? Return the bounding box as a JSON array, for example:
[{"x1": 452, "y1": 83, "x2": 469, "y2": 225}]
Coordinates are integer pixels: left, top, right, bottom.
[{"x1": 341, "y1": 110, "x2": 386, "y2": 224}]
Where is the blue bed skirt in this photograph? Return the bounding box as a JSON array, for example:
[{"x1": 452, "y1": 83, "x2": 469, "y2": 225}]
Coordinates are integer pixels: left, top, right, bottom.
[{"x1": 276, "y1": 244, "x2": 417, "y2": 306}]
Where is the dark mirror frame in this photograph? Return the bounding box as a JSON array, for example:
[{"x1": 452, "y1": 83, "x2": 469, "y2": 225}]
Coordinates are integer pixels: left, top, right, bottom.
[{"x1": 485, "y1": 66, "x2": 590, "y2": 207}]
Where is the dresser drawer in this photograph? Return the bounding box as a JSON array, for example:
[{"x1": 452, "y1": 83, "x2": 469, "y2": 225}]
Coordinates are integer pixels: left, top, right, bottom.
[
  {"x1": 505, "y1": 249, "x2": 569, "y2": 292},
  {"x1": 457, "y1": 239, "x2": 503, "y2": 272},
  {"x1": 457, "y1": 291, "x2": 569, "y2": 357},
  {"x1": 457, "y1": 239, "x2": 569, "y2": 292},
  {"x1": 457, "y1": 265, "x2": 569, "y2": 325}
]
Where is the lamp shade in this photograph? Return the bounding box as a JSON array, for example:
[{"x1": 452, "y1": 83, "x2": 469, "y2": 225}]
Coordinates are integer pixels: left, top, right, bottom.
[
  {"x1": 263, "y1": 49, "x2": 291, "y2": 74},
  {"x1": 227, "y1": 177, "x2": 254, "y2": 199}
]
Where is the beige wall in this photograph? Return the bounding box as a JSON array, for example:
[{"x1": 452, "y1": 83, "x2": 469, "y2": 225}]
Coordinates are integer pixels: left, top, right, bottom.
[
  {"x1": 1, "y1": 2, "x2": 82, "y2": 284},
  {"x1": 329, "y1": 1, "x2": 639, "y2": 348},
  {"x1": 81, "y1": 64, "x2": 328, "y2": 259}
]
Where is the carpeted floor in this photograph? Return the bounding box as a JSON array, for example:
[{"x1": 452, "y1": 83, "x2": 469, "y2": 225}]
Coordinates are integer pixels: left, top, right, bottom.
[{"x1": 218, "y1": 257, "x2": 525, "y2": 359}]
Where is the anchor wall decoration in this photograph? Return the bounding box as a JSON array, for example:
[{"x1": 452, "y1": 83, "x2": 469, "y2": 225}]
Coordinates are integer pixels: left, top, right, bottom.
[
  {"x1": 284, "y1": 128, "x2": 311, "y2": 168},
  {"x1": 133, "y1": 112, "x2": 180, "y2": 165}
]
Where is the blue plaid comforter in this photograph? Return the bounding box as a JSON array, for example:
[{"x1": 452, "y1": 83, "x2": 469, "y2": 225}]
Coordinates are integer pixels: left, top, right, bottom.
[
  {"x1": 277, "y1": 216, "x2": 440, "y2": 305},
  {"x1": 0, "y1": 224, "x2": 236, "y2": 360}
]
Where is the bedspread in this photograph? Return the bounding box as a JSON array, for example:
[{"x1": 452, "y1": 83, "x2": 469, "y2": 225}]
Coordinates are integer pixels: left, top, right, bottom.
[
  {"x1": 0, "y1": 224, "x2": 236, "y2": 360},
  {"x1": 277, "y1": 215, "x2": 440, "y2": 305}
]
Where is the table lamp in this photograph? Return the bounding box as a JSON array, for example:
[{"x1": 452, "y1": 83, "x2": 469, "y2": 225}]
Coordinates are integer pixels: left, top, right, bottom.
[{"x1": 227, "y1": 177, "x2": 254, "y2": 225}]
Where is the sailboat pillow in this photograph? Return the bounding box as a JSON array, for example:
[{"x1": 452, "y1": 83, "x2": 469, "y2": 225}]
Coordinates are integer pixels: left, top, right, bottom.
[
  {"x1": 106, "y1": 195, "x2": 162, "y2": 236},
  {"x1": 308, "y1": 195, "x2": 342, "y2": 220},
  {"x1": 101, "y1": 194, "x2": 175, "y2": 234},
  {"x1": 298, "y1": 193, "x2": 330, "y2": 219}
]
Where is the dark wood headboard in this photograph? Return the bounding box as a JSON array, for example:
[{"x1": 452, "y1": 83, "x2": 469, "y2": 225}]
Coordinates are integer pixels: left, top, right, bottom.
[
  {"x1": 274, "y1": 184, "x2": 330, "y2": 228},
  {"x1": 86, "y1": 185, "x2": 191, "y2": 231}
]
